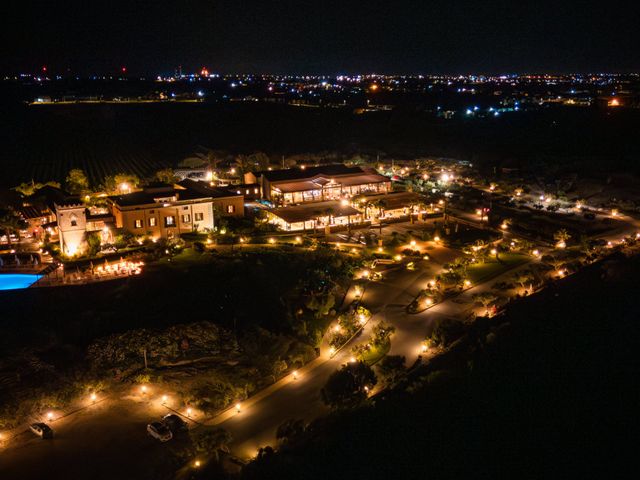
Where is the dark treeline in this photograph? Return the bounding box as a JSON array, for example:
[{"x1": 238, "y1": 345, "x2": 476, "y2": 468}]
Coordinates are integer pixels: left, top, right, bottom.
[{"x1": 2, "y1": 101, "x2": 640, "y2": 188}]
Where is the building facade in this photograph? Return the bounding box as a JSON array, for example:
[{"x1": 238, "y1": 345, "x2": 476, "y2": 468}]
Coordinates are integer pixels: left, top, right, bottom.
[{"x1": 255, "y1": 165, "x2": 391, "y2": 206}]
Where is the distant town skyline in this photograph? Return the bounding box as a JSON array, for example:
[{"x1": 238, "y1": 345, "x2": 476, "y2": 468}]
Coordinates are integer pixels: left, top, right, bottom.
[{"x1": 5, "y1": 0, "x2": 639, "y2": 76}]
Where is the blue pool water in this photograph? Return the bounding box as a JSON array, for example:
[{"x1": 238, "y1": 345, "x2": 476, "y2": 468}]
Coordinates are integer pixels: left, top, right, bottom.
[{"x1": 0, "y1": 274, "x2": 42, "y2": 290}]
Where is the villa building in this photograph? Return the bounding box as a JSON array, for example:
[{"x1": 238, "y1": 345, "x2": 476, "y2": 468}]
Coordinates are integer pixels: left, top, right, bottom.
[
  {"x1": 109, "y1": 182, "x2": 243, "y2": 239},
  {"x1": 56, "y1": 202, "x2": 114, "y2": 256},
  {"x1": 54, "y1": 181, "x2": 243, "y2": 256},
  {"x1": 247, "y1": 164, "x2": 391, "y2": 206}
]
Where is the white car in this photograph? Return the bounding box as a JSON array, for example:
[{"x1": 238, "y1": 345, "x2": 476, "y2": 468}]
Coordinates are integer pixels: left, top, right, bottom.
[
  {"x1": 29, "y1": 422, "x2": 54, "y2": 439},
  {"x1": 147, "y1": 421, "x2": 172, "y2": 442}
]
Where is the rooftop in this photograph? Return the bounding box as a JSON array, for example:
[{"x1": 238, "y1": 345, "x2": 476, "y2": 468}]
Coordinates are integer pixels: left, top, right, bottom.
[
  {"x1": 259, "y1": 164, "x2": 368, "y2": 182},
  {"x1": 269, "y1": 200, "x2": 360, "y2": 224},
  {"x1": 110, "y1": 181, "x2": 242, "y2": 207}
]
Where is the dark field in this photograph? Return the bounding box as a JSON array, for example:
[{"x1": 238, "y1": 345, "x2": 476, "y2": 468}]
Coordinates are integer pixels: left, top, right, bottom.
[{"x1": 3, "y1": 100, "x2": 640, "y2": 188}]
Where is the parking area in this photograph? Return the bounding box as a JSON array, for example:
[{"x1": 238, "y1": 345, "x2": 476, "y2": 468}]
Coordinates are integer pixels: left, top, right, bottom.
[{"x1": 0, "y1": 392, "x2": 196, "y2": 480}]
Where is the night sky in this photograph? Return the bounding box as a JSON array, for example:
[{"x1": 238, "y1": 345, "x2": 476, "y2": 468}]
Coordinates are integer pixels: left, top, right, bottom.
[{"x1": 4, "y1": 0, "x2": 639, "y2": 75}]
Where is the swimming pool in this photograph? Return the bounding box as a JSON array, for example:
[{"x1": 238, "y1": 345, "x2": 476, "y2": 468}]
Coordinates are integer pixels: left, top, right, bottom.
[{"x1": 0, "y1": 274, "x2": 42, "y2": 290}]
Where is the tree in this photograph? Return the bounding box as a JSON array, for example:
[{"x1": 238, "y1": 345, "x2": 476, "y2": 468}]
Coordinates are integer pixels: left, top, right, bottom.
[
  {"x1": 190, "y1": 427, "x2": 232, "y2": 462},
  {"x1": 65, "y1": 169, "x2": 90, "y2": 195},
  {"x1": 472, "y1": 291, "x2": 498, "y2": 310},
  {"x1": 371, "y1": 321, "x2": 395, "y2": 348},
  {"x1": 155, "y1": 168, "x2": 177, "y2": 184},
  {"x1": 13, "y1": 181, "x2": 61, "y2": 196},
  {"x1": 103, "y1": 173, "x2": 140, "y2": 195},
  {"x1": 554, "y1": 229, "x2": 571, "y2": 246},
  {"x1": 429, "y1": 318, "x2": 466, "y2": 346},
  {"x1": 321, "y1": 362, "x2": 377, "y2": 409},
  {"x1": 512, "y1": 270, "x2": 535, "y2": 292},
  {"x1": 276, "y1": 419, "x2": 306, "y2": 444},
  {"x1": 86, "y1": 231, "x2": 102, "y2": 256},
  {"x1": 0, "y1": 208, "x2": 27, "y2": 247},
  {"x1": 377, "y1": 355, "x2": 406, "y2": 387}
]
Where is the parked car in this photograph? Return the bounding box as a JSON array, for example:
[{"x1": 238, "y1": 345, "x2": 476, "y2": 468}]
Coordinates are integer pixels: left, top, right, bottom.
[
  {"x1": 29, "y1": 422, "x2": 53, "y2": 439},
  {"x1": 162, "y1": 414, "x2": 188, "y2": 433},
  {"x1": 147, "y1": 421, "x2": 173, "y2": 442}
]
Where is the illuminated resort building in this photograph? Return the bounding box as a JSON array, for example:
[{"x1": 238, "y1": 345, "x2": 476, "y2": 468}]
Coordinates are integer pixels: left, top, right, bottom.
[
  {"x1": 53, "y1": 182, "x2": 243, "y2": 256},
  {"x1": 247, "y1": 164, "x2": 391, "y2": 206}
]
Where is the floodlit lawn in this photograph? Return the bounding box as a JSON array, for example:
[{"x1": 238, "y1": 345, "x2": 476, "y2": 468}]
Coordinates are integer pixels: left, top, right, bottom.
[
  {"x1": 467, "y1": 252, "x2": 529, "y2": 283},
  {"x1": 360, "y1": 339, "x2": 390, "y2": 366}
]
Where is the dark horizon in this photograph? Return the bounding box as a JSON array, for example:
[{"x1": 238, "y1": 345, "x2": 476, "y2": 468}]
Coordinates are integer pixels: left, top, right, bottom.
[{"x1": 5, "y1": 0, "x2": 639, "y2": 76}]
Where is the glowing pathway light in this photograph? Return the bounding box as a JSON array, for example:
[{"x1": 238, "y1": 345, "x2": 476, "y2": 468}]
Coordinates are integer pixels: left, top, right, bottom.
[
  {"x1": 141, "y1": 385, "x2": 147, "y2": 395},
  {"x1": 194, "y1": 460, "x2": 201, "y2": 468},
  {"x1": 187, "y1": 408, "x2": 192, "y2": 417},
  {"x1": 410, "y1": 240, "x2": 417, "y2": 247},
  {"x1": 47, "y1": 412, "x2": 53, "y2": 420},
  {"x1": 90, "y1": 393, "x2": 97, "y2": 403},
  {"x1": 235, "y1": 403, "x2": 242, "y2": 414},
  {"x1": 292, "y1": 370, "x2": 298, "y2": 380},
  {"x1": 162, "y1": 395, "x2": 168, "y2": 404}
]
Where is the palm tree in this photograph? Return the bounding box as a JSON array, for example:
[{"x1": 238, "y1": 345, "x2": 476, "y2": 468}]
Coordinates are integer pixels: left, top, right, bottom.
[
  {"x1": 0, "y1": 208, "x2": 27, "y2": 248},
  {"x1": 373, "y1": 199, "x2": 387, "y2": 234},
  {"x1": 554, "y1": 229, "x2": 571, "y2": 247}
]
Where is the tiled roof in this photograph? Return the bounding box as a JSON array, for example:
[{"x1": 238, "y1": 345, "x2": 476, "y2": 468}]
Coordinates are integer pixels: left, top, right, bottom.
[{"x1": 259, "y1": 164, "x2": 365, "y2": 182}]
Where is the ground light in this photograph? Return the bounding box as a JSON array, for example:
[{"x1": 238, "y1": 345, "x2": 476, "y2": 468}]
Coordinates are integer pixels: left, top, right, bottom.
[
  {"x1": 292, "y1": 370, "x2": 298, "y2": 380},
  {"x1": 329, "y1": 346, "x2": 336, "y2": 356},
  {"x1": 162, "y1": 395, "x2": 168, "y2": 404},
  {"x1": 47, "y1": 412, "x2": 53, "y2": 420},
  {"x1": 235, "y1": 403, "x2": 242, "y2": 413},
  {"x1": 187, "y1": 408, "x2": 192, "y2": 417},
  {"x1": 268, "y1": 238, "x2": 275, "y2": 244},
  {"x1": 194, "y1": 460, "x2": 201, "y2": 468},
  {"x1": 141, "y1": 385, "x2": 147, "y2": 395},
  {"x1": 410, "y1": 240, "x2": 417, "y2": 247},
  {"x1": 90, "y1": 393, "x2": 97, "y2": 403},
  {"x1": 433, "y1": 236, "x2": 440, "y2": 242}
]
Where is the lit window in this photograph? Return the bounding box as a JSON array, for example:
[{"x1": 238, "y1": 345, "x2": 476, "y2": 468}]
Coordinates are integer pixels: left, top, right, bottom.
[
  {"x1": 149, "y1": 217, "x2": 157, "y2": 227},
  {"x1": 227, "y1": 205, "x2": 235, "y2": 213},
  {"x1": 194, "y1": 212, "x2": 204, "y2": 221},
  {"x1": 134, "y1": 219, "x2": 142, "y2": 228},
  {"x1": 165, "y1": 216, "x2": 175, "y2": 227},
  {"x1": 182, "y1": 214, "x2": 191, "y2": 223}
]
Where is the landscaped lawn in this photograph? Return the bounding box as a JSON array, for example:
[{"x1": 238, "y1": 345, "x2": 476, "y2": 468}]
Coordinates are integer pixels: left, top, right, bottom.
[
  {"x1": 359, "y1": 339, "x2": 390, "y2": 366},
  {"x1": 467, "y1": 252, "x2": 529, "y2": 283}
]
